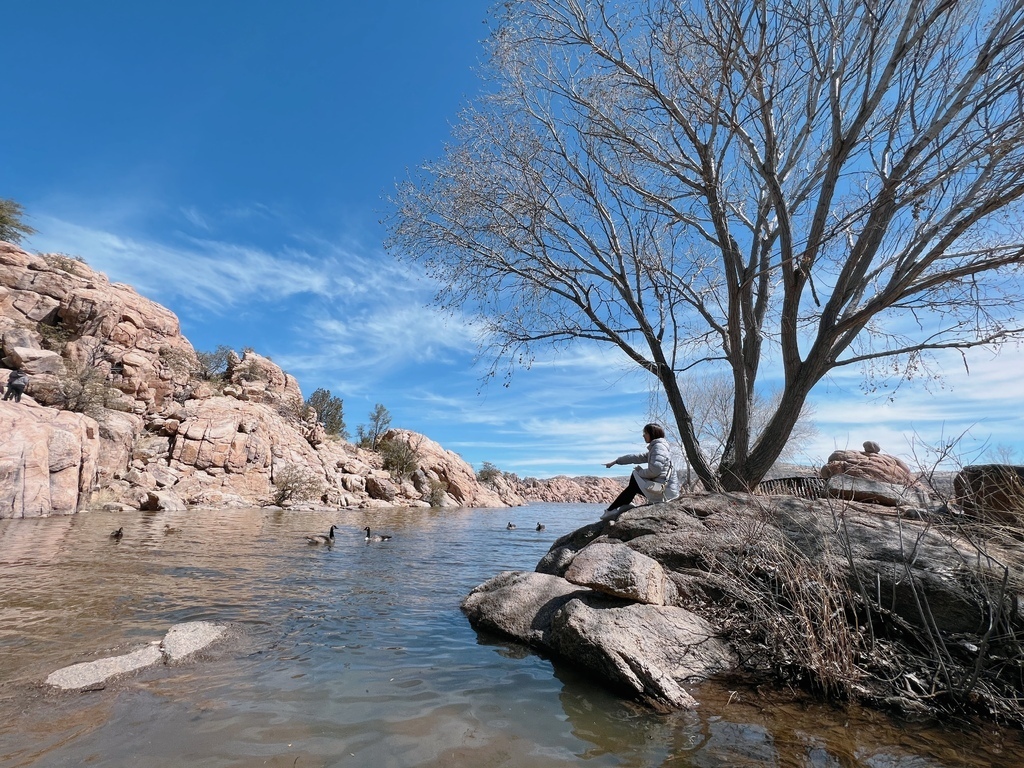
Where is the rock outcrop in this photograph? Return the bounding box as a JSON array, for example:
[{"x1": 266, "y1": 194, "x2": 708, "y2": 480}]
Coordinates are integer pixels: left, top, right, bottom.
[
  {"x1": 820, "y1": 441, "x2": 934, "y2": 508},
  {"x1": 820, "y1": 441, "x2": 914, "y2": 484},
  {"x1": 464, "y1": 493, "x2": 1024, "y2": 719},
  {"x1": 0, "y1": 399, "x2": 99, "y2": 517},
  {"x1": 512, "y1": 474, "x2": 625, "y2": 504},
  {"x1": 954, "y1": 464, "x2": 1024, "y2": 525}
]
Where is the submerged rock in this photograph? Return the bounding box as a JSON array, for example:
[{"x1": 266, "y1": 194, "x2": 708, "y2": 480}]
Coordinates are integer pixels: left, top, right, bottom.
[{"x1": 45, "y1": 620, "x2": 227, "y2": 691}]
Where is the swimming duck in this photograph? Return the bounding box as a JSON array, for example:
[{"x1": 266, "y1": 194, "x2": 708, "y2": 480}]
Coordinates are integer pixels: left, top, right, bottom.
[
  {"x1": 506, "y1": 522, "x2": 516, "y2": 530},
  {"x1": 110, "y1": 527, "x2": 123, "y2": 539},
  {"x1": 536, "y1": 522, "x2": 546, "y2": 531},
  {"x1": 364, "y1": 527, "x2": 392, "y2": 542},
  {"x1": 306, "y1": 525, "x2": 337, "y2": 545}
]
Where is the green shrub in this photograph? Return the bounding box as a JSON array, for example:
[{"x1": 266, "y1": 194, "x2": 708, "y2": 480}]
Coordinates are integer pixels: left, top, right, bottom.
[
  {"x1": 0, "y1": 198, "x2": 37, "y2": 244},
  {"x1": 41, "y1": 252, "x2": 85, "y2": 274},
  {"x1": 234, "y1": 357, "x2": 268, "y2": 383},
  {"x1": 38, "y1": 321, "x2": 74, "y2": 353},
  {"x1": 380, "y1": 438, "x2": 419, "y2": 480},
  {"x1": 305, "y1": 387, "x2": 348, "y2": 439}
]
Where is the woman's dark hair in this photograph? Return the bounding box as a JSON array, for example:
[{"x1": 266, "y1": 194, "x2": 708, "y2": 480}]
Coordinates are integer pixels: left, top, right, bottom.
[{"x1": 643, "y1": 423, "x2": 666, "y2": 440}]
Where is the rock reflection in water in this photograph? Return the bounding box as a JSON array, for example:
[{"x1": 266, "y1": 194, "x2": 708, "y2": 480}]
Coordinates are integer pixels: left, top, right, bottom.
[{"x1": 0, "y1": 505, "x2": 1021, "y2": 767}]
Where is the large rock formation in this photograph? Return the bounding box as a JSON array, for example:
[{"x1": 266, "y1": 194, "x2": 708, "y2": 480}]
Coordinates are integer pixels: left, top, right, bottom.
[
  {"x1": 0, "y1": 399, "x2": 99, "y2": 517},
  {"x1": 0, "y1": 242, "x2": 620, "y2": 517},
  {"x1": 464, "y1": 493, "x2": 1024, "y2": 721},
  {"x1": 820, "y1": 441, "x2": 933, "y2": 508},
  {"x1": 513, "y1": 474, "x2": 625, "y2": 504}
]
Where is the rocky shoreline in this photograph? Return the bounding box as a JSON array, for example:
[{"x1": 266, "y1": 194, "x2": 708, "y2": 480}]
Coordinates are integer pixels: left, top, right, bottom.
[{"x1": 463, "y1": 493, "x2": 1024, "y2": 725}]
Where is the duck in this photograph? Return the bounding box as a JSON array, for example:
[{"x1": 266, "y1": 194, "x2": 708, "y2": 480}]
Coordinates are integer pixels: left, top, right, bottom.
[
  {"x1": 364, "y1": 527, "x2": 392, "y2": 542},
  {"x1": 110, "y1": 527, "x2": 123, "y2": 539},
  {"x1": 536, "y1": 522, "x2": 546, "y2": 531},
  {"x1": 306, "y1": 525, "x2": 337, "y2": 545},
  {"x1": 163, "y1": 524, "x2": 180, "y2": 534},
  {"x1": 506, "y1": 522, "x2": 516, "y2": 530}
]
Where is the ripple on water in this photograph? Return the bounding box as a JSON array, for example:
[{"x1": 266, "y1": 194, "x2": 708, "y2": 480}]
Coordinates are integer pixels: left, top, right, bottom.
[{"x1": 0, "y1": 504, "x2": 1022, "y2": 767}]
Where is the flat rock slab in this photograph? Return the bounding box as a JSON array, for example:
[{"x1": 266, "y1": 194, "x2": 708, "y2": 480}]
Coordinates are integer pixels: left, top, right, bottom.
[
  {"x1": 45, "y1": 644, "x2": 163, "y2": 691},
  {"x1": 161, "y1": 620, "x2": 226, "y2": 661},
  {"x1": 45, "y1": 621, "x2": 227, "y2": 691}
]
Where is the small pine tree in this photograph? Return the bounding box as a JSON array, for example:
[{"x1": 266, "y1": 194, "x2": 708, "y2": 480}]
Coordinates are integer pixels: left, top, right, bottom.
[
  {"x1": 477, "y1": 461, "x2": 502, "y2": 485},
  {"x1": 305, "y1": 387, "x2": 348, "y2": 439},
  {"x1": 0, "y1": 198, "x2": 37, "y2": 244}
]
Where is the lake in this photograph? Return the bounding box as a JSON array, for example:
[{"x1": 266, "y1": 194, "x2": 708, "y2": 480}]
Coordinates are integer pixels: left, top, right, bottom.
[{"x1": 1, "y1": 503, "x2": 1021, "y2": 767}]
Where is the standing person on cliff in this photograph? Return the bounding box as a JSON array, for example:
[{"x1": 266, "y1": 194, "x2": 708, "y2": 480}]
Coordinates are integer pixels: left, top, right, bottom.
[
  {"x1": 3, "y1": 369, "x2": 28, "y2": 402},
  {"x1": 602, "y1": 423, "x2": 679, "y2": 519}
]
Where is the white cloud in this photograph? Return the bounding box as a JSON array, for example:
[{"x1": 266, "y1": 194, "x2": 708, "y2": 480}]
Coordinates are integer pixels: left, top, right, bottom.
[{"x1": 20, "y1": 206, "x2": 1024, "y2": 478}]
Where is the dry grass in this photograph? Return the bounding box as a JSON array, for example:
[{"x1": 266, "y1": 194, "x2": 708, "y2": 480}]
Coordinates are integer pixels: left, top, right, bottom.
[{"x1": 691, "y1": 495, "x2": 1024, "y2": 724}]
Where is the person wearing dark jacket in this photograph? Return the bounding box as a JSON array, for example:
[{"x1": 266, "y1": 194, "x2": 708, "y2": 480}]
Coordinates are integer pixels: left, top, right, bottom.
[{"x1": 3, "y1": 369, "x2": 28, "y2": 402}]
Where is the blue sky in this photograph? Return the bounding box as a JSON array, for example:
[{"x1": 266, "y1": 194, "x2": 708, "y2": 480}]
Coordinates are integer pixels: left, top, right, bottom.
[{"x1": 4, "y1": 2, "x2": 1022, "y2": 478}]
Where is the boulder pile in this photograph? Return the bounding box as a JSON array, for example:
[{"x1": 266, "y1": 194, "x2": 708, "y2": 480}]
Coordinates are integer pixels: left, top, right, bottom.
[{"x1": 463, "y1": 493, "x2": 1024, "y2": 722}]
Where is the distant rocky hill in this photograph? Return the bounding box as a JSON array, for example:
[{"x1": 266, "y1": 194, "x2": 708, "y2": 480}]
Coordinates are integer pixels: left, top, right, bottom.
[{"x1": 0, "y1": 242, "x2": 621, "y2": 518}]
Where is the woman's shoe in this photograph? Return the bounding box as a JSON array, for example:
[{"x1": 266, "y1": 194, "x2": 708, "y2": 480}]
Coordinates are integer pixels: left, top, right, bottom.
[{"x1": 601, "y1": 503, "x2": 632, "y2": 521}]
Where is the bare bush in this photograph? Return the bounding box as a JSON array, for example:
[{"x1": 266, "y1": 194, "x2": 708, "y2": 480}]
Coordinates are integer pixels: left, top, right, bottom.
[
  {"x1": 272, "y1": 463, "x2": 325, "y2": 505},
  {"x1": 427, "y1": 478, "x2": 449, "y2": 506},
  {"x1": 158, "y1": 346, "x2": 198, "y2": 378},
  {"x1": 696, "y1": 495, "x2": 1024, "y2": 723},
  {"x1": 56, "y1": 358, "x2": 130, "y2": 418}
]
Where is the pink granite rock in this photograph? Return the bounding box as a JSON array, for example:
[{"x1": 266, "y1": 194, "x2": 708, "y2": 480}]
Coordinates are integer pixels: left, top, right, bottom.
[
  {"x1": 820, "y1": 442, "x2": 915, "y2": 485},
  {"x1": 0, "y1": 400, "x2": 99, "y2": 518}
]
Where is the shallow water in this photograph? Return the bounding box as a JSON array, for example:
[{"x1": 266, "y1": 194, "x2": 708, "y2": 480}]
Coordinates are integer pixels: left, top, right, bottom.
[{"x1": 0, "y1": 504, "x2": 1021, "y2": 767}]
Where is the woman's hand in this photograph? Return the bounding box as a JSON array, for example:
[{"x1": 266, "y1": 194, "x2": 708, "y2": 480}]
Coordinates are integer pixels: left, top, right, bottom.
[{"x1": 604, "y1": 461, "x2": 615, "y2": 468}]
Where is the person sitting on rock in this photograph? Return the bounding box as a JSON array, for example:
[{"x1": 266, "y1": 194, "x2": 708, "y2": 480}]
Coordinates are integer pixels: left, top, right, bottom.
[
  {"x1": 602, "y1": 423, "x2": 679, "y2": 519},
  {"x1": 3, "y1": 369, "x2": 28, "y2": 402}
]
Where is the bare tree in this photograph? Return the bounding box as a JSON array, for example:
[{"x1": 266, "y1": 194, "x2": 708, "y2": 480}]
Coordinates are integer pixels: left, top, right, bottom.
[
  {"x1": 357, "y1": 403, "x2": 392, "y2": 451},
  {"x1": 387, "y1": 0, "x2": 1024, "y2": 491},
  {"x1": 649, "y1": 375, "x2": 818, "y2": 476},
  {"x1": 986, "y1": 443, "x2": 1022, "y2": 464}
]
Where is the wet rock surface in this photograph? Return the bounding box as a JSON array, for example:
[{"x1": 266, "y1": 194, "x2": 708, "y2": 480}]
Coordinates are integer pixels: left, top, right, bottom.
[{"x1": 45, "y1": 620, "x2": 228, "y2": 691}]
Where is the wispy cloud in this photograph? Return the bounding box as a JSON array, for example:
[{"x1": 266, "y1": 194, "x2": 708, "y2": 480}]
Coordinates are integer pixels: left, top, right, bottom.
[{"x1": 21, "y1": 206, "x2": 1024, "y2": 478}]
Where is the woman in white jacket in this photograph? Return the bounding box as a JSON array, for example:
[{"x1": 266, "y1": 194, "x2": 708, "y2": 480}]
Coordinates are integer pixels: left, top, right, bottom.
[{"x1": 602, "y1": 423, "x2": 679, "y2": 518}]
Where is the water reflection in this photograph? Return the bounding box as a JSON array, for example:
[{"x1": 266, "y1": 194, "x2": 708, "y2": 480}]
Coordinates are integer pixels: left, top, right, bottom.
[{"x1": 0, "y1": 505, "x2": 1021, "y2": 767}]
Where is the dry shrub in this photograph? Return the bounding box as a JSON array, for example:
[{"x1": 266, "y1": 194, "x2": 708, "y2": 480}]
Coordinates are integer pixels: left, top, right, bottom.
[
  {"x1": 427, "y1": 478, "x2": 449, "y2": 506},
  {"x1": 57, "y1": 358, "x2": 131, "y2": 418},
  {"x1": 699, "y1": 507, "x2": 866, "y2": 699},
  {"x1": 695, "y1": 494, "x2": 1024, "y2": 724},
  {"x1": 273, "y1": 463, "x2": 325, "y2": 505}
]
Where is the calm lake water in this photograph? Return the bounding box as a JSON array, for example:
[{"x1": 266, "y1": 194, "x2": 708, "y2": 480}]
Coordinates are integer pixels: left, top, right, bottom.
[{"x1": 1, "y1": 503, "x2": 1022, "y2": 767}]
